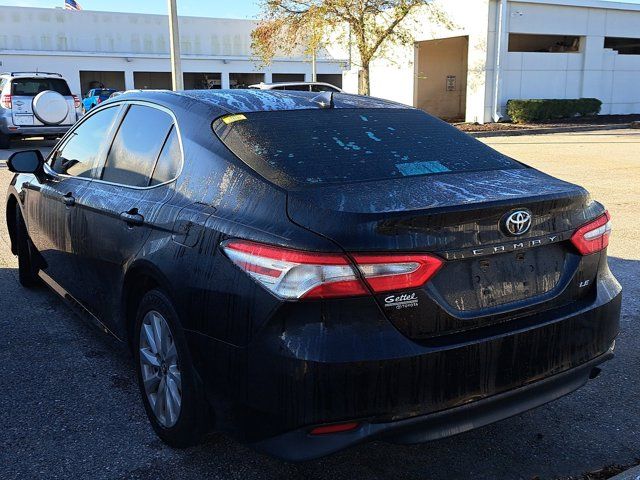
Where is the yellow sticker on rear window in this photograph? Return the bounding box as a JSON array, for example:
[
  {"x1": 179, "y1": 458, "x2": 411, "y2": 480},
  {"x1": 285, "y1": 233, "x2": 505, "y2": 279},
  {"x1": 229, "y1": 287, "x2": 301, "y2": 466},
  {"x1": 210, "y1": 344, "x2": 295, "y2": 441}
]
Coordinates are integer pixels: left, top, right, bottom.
[{"x1": 221, "y1": 114, "x2": 247, "y2": 125}]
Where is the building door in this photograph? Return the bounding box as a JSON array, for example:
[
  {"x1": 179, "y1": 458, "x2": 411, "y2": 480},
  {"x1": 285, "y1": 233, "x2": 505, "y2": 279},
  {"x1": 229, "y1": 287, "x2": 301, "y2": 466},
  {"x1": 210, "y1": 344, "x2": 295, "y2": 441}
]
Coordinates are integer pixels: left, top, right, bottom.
[{"x1": 414, "y1": 36, "x2": 468, "y2": 121}]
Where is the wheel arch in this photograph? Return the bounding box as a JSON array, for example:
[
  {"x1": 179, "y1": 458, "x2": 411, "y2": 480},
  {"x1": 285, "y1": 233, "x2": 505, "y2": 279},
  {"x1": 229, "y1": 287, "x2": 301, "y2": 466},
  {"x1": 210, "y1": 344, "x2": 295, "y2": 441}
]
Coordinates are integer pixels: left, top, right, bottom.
[{"x1": 121, "y1": 260, "x2": 177, "y2": 351}]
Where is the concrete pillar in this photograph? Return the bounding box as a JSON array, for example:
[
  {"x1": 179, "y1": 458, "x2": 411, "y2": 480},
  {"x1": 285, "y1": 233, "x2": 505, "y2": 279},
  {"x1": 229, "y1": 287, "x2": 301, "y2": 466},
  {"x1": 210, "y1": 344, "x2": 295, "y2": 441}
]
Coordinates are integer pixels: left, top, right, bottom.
[
  {"x1": 264, "y1": 71, "x2": 273, "y2": 83},
  {"x1": 221, "y1": 71, "x2": 230, "y2": 89},
  {"x1": 581, "y1": 35, "x2": 605, "y2": 99},
  {"x1": 124, "y1": 70, "x2": 135, "y2": 90}
]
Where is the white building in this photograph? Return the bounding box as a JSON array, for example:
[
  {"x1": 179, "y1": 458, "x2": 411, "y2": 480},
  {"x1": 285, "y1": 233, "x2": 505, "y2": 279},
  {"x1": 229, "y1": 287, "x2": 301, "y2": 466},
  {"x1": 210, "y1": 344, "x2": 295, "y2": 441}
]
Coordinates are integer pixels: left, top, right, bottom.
[
  {"x1": 0, "y1": 6, "x2": 344, "y2": 95},
  {"x1": 342, "y1": 0, "x2": 640, "y2": 123},
  {"x1": 1, "y1": 2, "x2": 639, "y2": 124}
]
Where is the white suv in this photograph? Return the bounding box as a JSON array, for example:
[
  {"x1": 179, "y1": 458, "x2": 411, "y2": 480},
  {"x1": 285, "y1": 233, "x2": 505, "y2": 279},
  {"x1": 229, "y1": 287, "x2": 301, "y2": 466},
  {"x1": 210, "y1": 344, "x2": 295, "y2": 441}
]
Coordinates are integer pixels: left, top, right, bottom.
[{"x1": 0, "y1": 72, "x2": 81, "y2": 149}]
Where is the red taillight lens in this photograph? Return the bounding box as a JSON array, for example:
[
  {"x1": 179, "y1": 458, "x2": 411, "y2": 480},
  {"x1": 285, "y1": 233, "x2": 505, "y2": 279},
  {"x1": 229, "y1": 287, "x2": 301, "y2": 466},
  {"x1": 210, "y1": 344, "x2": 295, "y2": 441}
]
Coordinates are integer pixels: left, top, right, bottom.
[
  {"x1": 1, "y1": 94, "x2": 11, "y2": 109},
  {"x1": 353, "y1": 253, "x2": 443, "y2": 293},
  {"x1": 72, "y1": 94, "x2": 81, "y2": 108},
  {"x1": 97, "y1": 97, "x2": 102, "y2": 104},
  {"x1": 570, "y1": 211, "x2": 612, "y2": 255},
  {"x1": 221, "y1": 240, "x2": 443, "y2": 300},
  {"x1": 310, "y1": 422, "x2": 360, "y2": 435}
]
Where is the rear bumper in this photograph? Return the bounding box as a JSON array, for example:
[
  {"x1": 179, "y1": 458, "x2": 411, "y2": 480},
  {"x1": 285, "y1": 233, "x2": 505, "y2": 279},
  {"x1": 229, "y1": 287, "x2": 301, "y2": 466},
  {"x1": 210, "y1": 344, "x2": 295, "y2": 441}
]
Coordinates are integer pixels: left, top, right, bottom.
[
  {"x1": 187, "y1": 269, "x2": 621, "y2": 460},
  {"x1": 0, "y1": 116, "x2": 73, "y2": 136},
  {"x1": 253, "y1": 348, "x2": 614, "y2": 461}
]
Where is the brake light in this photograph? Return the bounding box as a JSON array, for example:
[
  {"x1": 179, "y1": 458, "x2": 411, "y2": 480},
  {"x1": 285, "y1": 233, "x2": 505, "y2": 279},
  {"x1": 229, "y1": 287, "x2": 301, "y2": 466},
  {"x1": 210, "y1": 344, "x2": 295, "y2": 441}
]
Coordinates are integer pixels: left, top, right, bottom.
[
  {"x1": 72, "y1": 94, "x2": 81, "y2": 108},
  {"x1": 570, "y1": 211, "x2": 612, "y2": 255},
  {"x1": 1, "y1": 94, "x2": 11, "y2": 109},
  {"x1": 97, "y1": 97, "x2": 102, "y2": 104},
  {"x1": 221, "y1": 240, "x2": 443, "y2": 300}
]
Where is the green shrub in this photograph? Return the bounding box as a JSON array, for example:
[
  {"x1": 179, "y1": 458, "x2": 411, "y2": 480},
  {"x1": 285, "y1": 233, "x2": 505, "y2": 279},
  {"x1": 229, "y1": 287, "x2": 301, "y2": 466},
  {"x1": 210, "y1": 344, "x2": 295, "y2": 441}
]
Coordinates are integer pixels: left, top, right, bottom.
[{"x1": 506, "y1": 98, "x2": 602, "y2": 123}]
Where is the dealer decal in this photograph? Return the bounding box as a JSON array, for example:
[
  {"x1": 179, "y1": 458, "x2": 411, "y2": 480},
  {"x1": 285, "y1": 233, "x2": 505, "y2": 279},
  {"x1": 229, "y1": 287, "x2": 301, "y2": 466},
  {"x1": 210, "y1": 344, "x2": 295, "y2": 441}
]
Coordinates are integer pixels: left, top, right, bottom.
[{"x1": 384, "y1": 293, "x2": 419, "y2": 310}]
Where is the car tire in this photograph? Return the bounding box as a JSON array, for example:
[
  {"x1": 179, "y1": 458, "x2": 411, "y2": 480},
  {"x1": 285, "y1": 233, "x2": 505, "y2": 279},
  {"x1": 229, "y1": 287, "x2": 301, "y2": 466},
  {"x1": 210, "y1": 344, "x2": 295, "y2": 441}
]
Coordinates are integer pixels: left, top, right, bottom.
[
  {"x1": 134, "y1": 289, "x2": 212, "y2": 448},
  {"x1": 15, "y1": 209, "x2": 40, "y2": 288},
  {"x1": 0, "y1": 132, "x2": 10, "y2": 149}
]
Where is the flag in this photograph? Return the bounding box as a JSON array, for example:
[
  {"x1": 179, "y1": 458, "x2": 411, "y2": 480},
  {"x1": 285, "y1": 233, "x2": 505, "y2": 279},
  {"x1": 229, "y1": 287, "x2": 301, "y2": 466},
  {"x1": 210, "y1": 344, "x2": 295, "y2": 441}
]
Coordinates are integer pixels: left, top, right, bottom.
[{"x1": 65, "y1": 0, "x2": 82, "y2": 10}]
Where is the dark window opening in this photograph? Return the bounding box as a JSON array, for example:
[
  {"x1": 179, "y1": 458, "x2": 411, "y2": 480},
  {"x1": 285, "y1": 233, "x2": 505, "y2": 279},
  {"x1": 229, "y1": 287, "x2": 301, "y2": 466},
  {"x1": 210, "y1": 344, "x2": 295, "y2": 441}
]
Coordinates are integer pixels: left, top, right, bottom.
[
  {"x1": 184, "y1": 72, "x2": 221, "y2": 89},
  {"x1": 230, "y1": 72, "x2": 264, "y2": 89},
  {"x1": 317, "y1": 74, "x2": 342, "y2": 89},
  {"x1": 11, "y1": 78, "x2": 72, "y2": 96},
  {"x1": 605, "y1": 37, "x2": 640, "y2": 55},
  {"x1": 133, "y1": 72, "x2": 172, "y2": 90},
  {"x1": 508, "y1": 34, "x2": 581, "y2": 53},
  {"x1": 101, "y1": 105, "x2": 173, "y2": 187},
  {"x1": 213, "y1": 108, "x2": 522, "y2": 187},
  {"x1": 272, "y1": 73, "x2": 305, "y2": 83}
]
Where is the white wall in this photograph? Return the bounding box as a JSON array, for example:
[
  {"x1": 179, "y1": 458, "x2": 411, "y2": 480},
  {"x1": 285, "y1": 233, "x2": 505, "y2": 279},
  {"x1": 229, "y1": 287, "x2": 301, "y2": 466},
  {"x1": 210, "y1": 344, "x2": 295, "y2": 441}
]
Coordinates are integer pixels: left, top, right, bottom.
[
  {"x1": 502, "y1": 1, "x2": 640, "y2": 115},
  {"x1": 340, "y1": 0, "x2": 494, "y2": 123},
  {"x1": 0, "y1": 6, "x2": 345, "y2": 95},
  {"x1": 346, "y1": 0, "x2": 640, "y2": 122}
]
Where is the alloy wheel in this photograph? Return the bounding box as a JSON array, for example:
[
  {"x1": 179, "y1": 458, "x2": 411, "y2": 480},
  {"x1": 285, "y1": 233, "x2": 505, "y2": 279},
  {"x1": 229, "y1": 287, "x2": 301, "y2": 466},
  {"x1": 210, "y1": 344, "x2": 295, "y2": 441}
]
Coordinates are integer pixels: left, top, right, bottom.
[{"x1": 139, "y1": 310, "x2": 182, "y2": 428}]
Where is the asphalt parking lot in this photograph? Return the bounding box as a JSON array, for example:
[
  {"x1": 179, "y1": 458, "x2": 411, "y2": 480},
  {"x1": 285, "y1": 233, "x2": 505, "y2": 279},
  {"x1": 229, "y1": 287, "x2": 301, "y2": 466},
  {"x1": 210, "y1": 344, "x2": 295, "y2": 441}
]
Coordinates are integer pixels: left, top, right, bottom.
[{"x1": 0, "y1": 130, "x2": 638, "y2": 480}]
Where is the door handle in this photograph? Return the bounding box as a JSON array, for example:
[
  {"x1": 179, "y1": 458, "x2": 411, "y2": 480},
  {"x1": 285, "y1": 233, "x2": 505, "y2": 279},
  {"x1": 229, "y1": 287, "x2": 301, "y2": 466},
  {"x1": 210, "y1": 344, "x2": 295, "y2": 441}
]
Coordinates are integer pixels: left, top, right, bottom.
[
  {"x1": 120, "y1": 209, "x2": 144, "y2": 227},
  {"x1": 62, "y1": 192, "x2": 75, "y2": 207}
]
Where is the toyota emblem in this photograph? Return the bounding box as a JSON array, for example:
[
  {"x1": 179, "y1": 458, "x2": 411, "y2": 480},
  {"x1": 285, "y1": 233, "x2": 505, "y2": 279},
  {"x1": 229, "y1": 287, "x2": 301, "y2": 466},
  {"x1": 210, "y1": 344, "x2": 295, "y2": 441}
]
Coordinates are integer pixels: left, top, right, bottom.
[{"x1": 503, "y1": 210, "x2": 532, "y2": 236}]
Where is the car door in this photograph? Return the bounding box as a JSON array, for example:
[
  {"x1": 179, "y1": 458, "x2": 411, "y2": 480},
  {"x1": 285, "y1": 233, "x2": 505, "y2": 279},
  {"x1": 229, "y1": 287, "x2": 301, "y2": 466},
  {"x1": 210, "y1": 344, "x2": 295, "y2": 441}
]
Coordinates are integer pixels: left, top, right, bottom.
[
  {"x1": 70, "y1": 102, "x2": 181, "y2": 326},
  {"x1": 24, "y1": 104, "x2": 123, "y2": 294}
]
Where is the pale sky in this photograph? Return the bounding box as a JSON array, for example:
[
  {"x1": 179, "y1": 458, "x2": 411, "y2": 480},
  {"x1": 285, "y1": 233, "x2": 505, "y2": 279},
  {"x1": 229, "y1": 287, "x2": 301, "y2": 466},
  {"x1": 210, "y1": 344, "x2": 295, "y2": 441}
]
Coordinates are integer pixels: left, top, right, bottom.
[{"x1": 0, "y1": 0, "x2": 639, "y2": 19}]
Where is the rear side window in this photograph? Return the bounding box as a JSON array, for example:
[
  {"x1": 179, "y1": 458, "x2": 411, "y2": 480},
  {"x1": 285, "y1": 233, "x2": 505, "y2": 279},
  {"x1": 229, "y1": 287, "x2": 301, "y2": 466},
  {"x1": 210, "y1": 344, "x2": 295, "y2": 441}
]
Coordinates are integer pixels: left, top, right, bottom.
[
  {"x1": 150, "y1": 126, "x2": 181, "y2": 186},
  {"x1": 51, "y1": 106, "x2": 120, "y2": 177},
  {"x1": 11, "y1": 78, "x2": 71, "y2": 96},
  {"x1": 213, "y1": 108, "x2": 523, "y2": 186},
  {"x1": 101, "y1": 105, "x2": 174, "y2": 187}
]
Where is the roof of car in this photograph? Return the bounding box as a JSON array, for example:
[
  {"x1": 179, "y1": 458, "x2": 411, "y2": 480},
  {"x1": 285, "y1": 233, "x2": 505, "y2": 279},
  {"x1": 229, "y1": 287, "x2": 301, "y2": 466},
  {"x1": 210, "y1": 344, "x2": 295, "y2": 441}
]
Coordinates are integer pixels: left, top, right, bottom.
[{"x1": 107, "y1": 89, "x2": 408, "y2": 116}]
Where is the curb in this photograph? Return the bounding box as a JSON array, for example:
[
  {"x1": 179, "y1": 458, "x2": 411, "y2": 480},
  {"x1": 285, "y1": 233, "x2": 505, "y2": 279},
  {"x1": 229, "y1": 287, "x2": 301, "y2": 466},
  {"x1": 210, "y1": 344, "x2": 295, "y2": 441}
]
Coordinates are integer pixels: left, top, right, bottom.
[
  {"x1": 467, "y1": 123, "x2": 632, "y2": 138},
  {"x1": 609, "y1": 465, "x2": 640, "y2": 480}
]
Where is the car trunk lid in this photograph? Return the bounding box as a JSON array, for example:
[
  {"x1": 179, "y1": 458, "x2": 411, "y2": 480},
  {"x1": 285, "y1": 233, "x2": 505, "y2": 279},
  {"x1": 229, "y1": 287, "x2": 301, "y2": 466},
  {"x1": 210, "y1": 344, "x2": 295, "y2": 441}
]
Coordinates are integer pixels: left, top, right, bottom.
[{"x1": 287, "y1": 168, "x2": 602, "y2": 338}]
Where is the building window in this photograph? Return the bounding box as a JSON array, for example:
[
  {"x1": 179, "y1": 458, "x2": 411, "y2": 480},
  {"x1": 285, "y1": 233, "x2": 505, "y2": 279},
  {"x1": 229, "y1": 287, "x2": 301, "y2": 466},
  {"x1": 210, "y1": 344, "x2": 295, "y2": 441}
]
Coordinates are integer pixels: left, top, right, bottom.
[
  {"x1": 229, "y1": 73, "x2": 264, "y2": 89},
  {"x1": 317, "y1": 74, "x2": 342, "y2": 89},
  {"x1": 508, "y1": 34, "x2": 581, "y2": 53},
  {"x1": 605, "y1": 37, "x2": 640, "y2": 55},
  {"x1": 183, "y1": 72, "x2": 221, "y2": 89},
  {"x1": 272, "y1": 73, "x2": 305, "y2": 83}
]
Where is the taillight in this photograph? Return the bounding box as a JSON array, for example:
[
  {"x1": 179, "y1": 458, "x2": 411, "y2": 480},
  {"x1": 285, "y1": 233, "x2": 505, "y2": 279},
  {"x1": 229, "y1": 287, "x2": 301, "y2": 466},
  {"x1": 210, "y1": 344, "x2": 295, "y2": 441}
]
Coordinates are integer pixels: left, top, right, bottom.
[
  {"x1": 353, "y1": 253, "x2": 443, "y2": 293},
  {"x1": 570, "y1": 211, "x2": 612, "y2": 255},
  {"x1": 1, "y1": 94, "x2": 11, "y2": 109},
  {"x1": 221, "y1": 240, "x2": 443, "y2": 300},
  {"x1": 97, "y1": 97, "x2": 102, "y2": 104},
  {"x1": 72, "y1": 94, "x2": 81, "y2": 108}
]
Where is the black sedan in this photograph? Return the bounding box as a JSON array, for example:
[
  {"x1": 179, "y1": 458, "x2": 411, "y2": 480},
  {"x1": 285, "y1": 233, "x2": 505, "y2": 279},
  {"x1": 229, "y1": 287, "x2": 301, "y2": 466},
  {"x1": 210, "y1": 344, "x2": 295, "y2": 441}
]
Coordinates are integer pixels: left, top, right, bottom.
[{"x1": 4, "y1": 90, "x2": 621, "y2": 461}]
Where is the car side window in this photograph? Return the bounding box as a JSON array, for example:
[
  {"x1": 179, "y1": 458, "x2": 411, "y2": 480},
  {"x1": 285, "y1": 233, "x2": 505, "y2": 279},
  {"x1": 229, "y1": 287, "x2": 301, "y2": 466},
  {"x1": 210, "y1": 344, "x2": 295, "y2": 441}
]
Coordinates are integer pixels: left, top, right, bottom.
[
  {"x1": 150, "y1": 126, "x2": 181, "y2": 186},
  {"x1": 101, "y1": 104, "x2": 174, "y2": 187},
  {"x1": 50, "y1": 106, "x2": 120, "y2": 178}
]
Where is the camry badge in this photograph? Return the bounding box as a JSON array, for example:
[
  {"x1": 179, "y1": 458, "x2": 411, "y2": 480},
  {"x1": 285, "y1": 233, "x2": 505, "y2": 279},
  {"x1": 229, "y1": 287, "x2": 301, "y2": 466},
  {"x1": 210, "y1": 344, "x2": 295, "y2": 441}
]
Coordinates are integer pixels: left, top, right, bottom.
[{"x1": 503, "y1": 209, "x2": 532, "y2": 236}]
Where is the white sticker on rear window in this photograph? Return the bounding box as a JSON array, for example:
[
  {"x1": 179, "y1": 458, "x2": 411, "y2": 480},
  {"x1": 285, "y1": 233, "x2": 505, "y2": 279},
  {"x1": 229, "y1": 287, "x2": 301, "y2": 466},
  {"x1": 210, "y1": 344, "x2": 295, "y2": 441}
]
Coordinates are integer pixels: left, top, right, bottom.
[{"x1": 396, "y1": 161, "x2": 451, "y2": 176}]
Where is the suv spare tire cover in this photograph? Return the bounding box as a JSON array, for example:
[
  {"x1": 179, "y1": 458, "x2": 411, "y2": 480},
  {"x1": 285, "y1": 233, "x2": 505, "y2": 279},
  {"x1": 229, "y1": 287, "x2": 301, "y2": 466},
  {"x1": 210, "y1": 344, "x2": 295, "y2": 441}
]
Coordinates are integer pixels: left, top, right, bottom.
[{"x1": 32, "y1": 90, "x2": 69, "y2": 125}]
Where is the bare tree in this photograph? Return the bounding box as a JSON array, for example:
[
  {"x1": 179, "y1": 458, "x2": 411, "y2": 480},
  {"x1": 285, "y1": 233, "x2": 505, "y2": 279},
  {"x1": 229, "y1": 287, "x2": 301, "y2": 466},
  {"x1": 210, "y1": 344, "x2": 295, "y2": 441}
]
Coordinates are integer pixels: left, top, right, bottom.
[{"x1": 251, "y1": 0, "x2": 451, "y2": 95}]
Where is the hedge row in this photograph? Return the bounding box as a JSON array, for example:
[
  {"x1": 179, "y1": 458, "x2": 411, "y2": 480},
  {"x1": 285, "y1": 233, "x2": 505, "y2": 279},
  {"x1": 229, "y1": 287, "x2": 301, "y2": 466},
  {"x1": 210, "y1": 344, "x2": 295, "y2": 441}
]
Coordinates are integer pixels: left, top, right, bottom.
[{"x1": 506, "y1": 98, "x2": 602, "y2": 123}]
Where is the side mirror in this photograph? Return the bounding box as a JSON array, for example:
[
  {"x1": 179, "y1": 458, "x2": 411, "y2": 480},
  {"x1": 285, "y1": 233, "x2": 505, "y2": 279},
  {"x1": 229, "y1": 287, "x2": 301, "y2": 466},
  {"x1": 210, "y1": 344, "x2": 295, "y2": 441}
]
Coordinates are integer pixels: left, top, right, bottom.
[{"x1": 7, "y1": 150, "x2": 45, "y2": 174}]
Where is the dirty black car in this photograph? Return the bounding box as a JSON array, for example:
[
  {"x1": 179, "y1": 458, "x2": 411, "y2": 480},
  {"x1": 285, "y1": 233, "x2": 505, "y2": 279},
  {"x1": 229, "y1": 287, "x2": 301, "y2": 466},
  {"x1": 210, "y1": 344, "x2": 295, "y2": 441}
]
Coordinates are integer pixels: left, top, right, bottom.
[{"x1": 5, "y1": 90, "x2": 621, "y2": 461}]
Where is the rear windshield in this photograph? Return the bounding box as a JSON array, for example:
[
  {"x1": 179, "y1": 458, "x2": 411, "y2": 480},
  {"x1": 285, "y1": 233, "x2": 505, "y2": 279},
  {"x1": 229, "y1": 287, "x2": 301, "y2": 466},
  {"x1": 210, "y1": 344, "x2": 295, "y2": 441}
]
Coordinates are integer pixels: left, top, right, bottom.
[
  {"x1": 11, "y1": 78, "x2": 71, "y2": 96},
  {"x1": 213, "y1": 108, "x2": 523, "y2": 186},
  {"x1": 95, "y1": 89, "x2": 115, "y2": 97}
]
